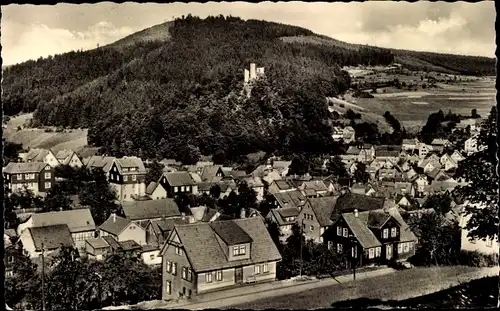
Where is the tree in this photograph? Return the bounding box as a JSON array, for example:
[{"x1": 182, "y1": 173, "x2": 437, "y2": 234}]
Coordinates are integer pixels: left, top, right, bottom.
[
  {"x1": 44, "y1": 182, "x2": 73, "y2": 212},
  {"x1": 288, "y1": 154, "x2": 311, "y2": 176},
  {"x1": 78, "y1": 168, "x2": 118, "y2": 225},
  {"x1": 471, "y1": 108, "x2": 481, "y2": 119},
  {"x1": 327, "y1": 155, "x2": 348, "y2": 178},
  {"x1": 455, "y1": 106, "x2": 498, "y2": 241},
  {"x1": 209, "y1": 184, "x2": 222, "y2": 199},
  {"x1": 265, "y1": 218, "x2": 283, "y2": 253},
  {"x1": 423, "y1": 193, "x2": 453, "y2": 215},
  {"x1": 3, "y1": 139, "x2": 23, "y2": 165},
  {"x1": 353, "y1": 162, "x2": 370, "y2": 184},
  {"x1": 145, "y1": 160, "x2": 165, "y2": 185},
  {"x1": 5, "y1": 247, "x2": 39, "y2": 309}
]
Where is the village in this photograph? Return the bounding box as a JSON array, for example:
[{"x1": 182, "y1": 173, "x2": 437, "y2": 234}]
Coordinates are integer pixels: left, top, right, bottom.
[{"x1": 3, "y1": 88, "x2": 498, "y2": 309}]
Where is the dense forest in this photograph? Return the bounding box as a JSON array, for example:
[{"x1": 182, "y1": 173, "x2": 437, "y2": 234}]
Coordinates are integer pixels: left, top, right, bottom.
[{"x1": 3, "y1": 15, "x2": 496, "y2": 163}]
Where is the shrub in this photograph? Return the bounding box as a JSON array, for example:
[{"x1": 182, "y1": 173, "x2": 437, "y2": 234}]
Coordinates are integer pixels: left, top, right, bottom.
[
  {"x1": 457, "y1": 250, "x2": 498, "y2": 267},
  {"x1": 56, "y1": 127, "x2": 64, "y2": 132},
  {"x1": 17, "y1": 126, "x2": 22, "y2": 131},
  {"x1": 44, "y1": 128, "x2": 54, "y2": 133}
]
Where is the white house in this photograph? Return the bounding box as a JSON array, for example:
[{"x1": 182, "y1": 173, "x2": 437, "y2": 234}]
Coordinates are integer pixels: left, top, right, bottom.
[
  {"x1": 440, "y1": 154, "x2": 458, "y2": 171},
  {"x1": 19, "y1": 149, "x2": 59, "y2": 168},
  {"x1": 55, "y1": 150, "x2": 83, "y2": 168},
  {"x1": 451, "y1": 150, "x2": 466, "y2": 163},
  {"x1": 464, "y1": 137, "x2": 478, "y2": 155},
  {"x1": 145, "y1": 182, "x2": 168, "y2": 200},
  {"x1": 459, "y1": 203, "x2": 499, "y2": 256}
]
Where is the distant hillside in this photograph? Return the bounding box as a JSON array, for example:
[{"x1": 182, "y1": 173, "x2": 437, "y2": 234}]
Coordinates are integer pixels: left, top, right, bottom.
[{"x1": 2, "y1": 15, "x2": 496, "y2": 163}]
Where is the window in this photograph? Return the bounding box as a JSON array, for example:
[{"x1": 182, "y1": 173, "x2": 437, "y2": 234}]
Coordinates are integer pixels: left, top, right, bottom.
[
  {"x1": 337, "y1": 227, "x2": 342, "y2": 236},
  {"x1": 181, "y1": 186, "x2": 185, "y2": 192},
  {"x1": 216, "y1": 270, "x2": 223, "y2": 281},
  {"x1": 44, "y1": 172, "x2": 51, "y2": 179},
  {"x1": 398, "y1": 243, "x2": 403, "y2": 254},
  {"x1": 172, "y1": 262, "x2": 177, "y2": 275},
  {"x1": 205, "y1": 272, "x2": 213, "y2": 283},
  {"x1": 166, "y1": 261, "x2": 172, "y2": 273},
  {"x1": 391, "y1": 227, "x2": 397, "y2": 237},
  {"x1": 132, "y1": 175, "x2": 137, "y2": 181},
  {"x1": 383, "y1": 229, "x2": 389, "y2": 239},
  {"x1": 263, "y1": 263, "x2": 269, "y2": 273},
  {"x1": 302, "y1": 223, "x2": 306, "y2": 229},
  {"x1": 186, "y1": 186, "x2": 191, "y2": 192},
  {"x1": 182, "y1": 267, "x2": 187, "y2": 279},
  {"x1": 124, "y1": 176, "x2": 128, "y2": 182},
  {"x1": 233, "y1": 244, "x2": 246, "y2": 256},
  {"x1": 175, "y1": 246, "x2": 183, "y2": 256},
  {"x1": 310, "y1": 225, "x2": 314, "y2": 231},
  {"x1": 328, "y1": 240, "x2": 334, "y2": 250},
  {"x1": 188, "y1": 289, "x2": 192, "y2": 297},
  {"x1": 174, "y1": 186, "x2": 178, "y2": 193},
  {"x1": 404, "y1": 243, "x2": 409, "y2": 253},
  {"x1": 255, "y1": 265, "x2": 261, "y2": 275},
  {"x1": 375, "y1": 247, "x2": 381, "y2": 257},
  {"x1": 165, "y1": 281, "x2": 171, "y2": 295},
  {"x1": 408, "y1": 242, "x2": 414, "y2": 250},
  {"x1": 187, "y1": 269, "x2": 193, "y2": 282},
  {"x1": 343, "y1": 228, "x2": 348, "y2": 237},
  {"x1": 337, "y1": 243, "x2": 343, "y2": 253},
  {"x1": 45, "y1": 166, "x2": 50, "y2": 170},
  {"x1": 45, "y1": 182, "x2": 51, "y2": 189},
  {"x1": 486, "y1": 239, "x2": 493, "y2": 247},
  {"x1": 369, "y1": 248, "x2": 374, "y2": 259}
]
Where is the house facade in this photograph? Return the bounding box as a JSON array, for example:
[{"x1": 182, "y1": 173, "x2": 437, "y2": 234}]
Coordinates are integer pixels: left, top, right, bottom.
[
  {"x1": 146, "y1": 182, "x2": 168, "y2": 200},
  {"x1": 99, "y1": 213, "x2": 147, "y2": 246},
  {"x1": 121, "y1": 198, "x2": 183, "y2": 227},
  {"x1": 464, "y1": 137, "x2": 478, "y2": 155},
  {"x1": 108, "y1": 157, "x2": 147, "y2": 202},
  {"x1": 55, "y1": 150, "x2": 83, "y2": 168},
  {"x1": 160, "y1": 217, "x2": 282, "y2": 300},
  {"x1": 3, "y1": 162, "x2": 55, "y2": 197},
  {"x1": 19, "y1": 224, "x2": 75, "y2": 259},
  {"x1": 160, "y1": 172, "x2": 198, "y2": 198},
  {"x1": 20, "y1": 149, "x2": 59, "y2": 168}
]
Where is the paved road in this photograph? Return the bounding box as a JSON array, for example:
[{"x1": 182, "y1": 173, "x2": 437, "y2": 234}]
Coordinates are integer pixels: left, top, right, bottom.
[{"x1": 172, "y1": 266, "x2": 497, "y2": 310}]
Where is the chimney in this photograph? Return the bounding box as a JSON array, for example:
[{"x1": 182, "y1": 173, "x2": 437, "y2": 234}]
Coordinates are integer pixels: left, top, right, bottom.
[
  {"x1": 354, "y1": 209, "x2": 358, "y2": 218},
  {"x1": 250, "y1": 63, "x2": 256, "y2": 80},
  {"x1": 244, "y1": 69, "x2": 250, "y2": 83},
  {"x1": 240, "y1": 208, "x2": 246, "y2": 219},
  {"x1": 112, "y1": 213, "x2": 116, "y2": 223}
]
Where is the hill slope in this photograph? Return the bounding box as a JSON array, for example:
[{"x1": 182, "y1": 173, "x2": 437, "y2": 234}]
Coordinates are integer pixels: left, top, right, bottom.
[{"x1": 2, "y1": 15, "x2": 496, "y2": 163}]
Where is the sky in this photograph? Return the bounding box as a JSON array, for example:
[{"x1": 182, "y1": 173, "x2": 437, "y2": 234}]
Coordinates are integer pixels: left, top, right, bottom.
[{"x1": 2, "y1": 1, "x2": 496, "y2": 66}]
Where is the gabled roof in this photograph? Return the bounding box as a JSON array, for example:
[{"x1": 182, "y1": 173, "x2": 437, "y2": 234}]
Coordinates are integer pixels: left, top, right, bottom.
[
  {"x1": 119, "y1": 240, "x2": 141, "y2": 251},
  {"x1": 307, "y1": 196, "x2": 339, "y2": 227},
  {"x1": 99, "y1": 214, "x2": 132, "y2": 236},
  {"x1": 386, "y1": 207, "x2": 418, "y2": 242},
  {"x1": 86, "y1": 237, "x2": 110, "y2": 250},
  {"x1": 55, "y1": 149, "x2": 75, "y2": 162},
  {"x1": 431, "y1": 139, "x2": 450, "y2": 146},
  {"x1": 150, "y1": 217, "x2": 190, "y2": 238},
  {"x1": 29, "y1": 224, "x2": 75, "y2": 251},
  {"x1": 278, "y1": 207, "x2": 300, "y2": 218},
  {"x1": 102, "y1": 235, "x2": 121, "y2": 250},
  {"x1": 334, "y1": 193, "x2": 386, "y2": 214},
  {"x1": 301, "y1": 180, "x2": 329, "y2": 192},
  {"x1": 4, "y1": 162, "x2": 48, "y2": 174},
  {"x1": 25, "y1": 149, "x2": 51, "y2": 162},
  {"x1": 83, "y1": 156, "x2": 116, "y2": 173},
  {"x1": 163, "y1": 171, "x2": 196, "y2": 186},
  {"x1": 122, "y1": 199, "x2": 181, "y2": 221},
  {"x1": 273, "y1": 190, "x2": 306, "y2": 208},
  {"x1": 210, "y1": 221, "x2": 253, "y2": 245},
  {"x1": 346, "y1": 146, "x2": 361, "y2": 155},
  {"x1": 28, "y1": 209, "x2": 95, "y2": 233},
  {"x1": 201, "y1": 165, "x2": 223, "y2": 182},
  {"x1": 367, "y1": 210, "x2": 392, "y2": 228},
  {"x1": 402, "y1": 138, "x2": 419, "y2": 145},
  {"x1": 243, "y1": 176, "x2": 264, "y2": 188},
  {"x1": 426, "y1": 167, "x2": 441, "y2": 179},
  {"x1": 114, "y1": 157, "x2": 147, "y2": 175},
  {"x1": 375, "y1": 150, "x2": 400, "y2": 158},
  {"x1": 272, "y1": 161, "x2": 292, "y2": 170},
  {"x1": 166, "y1": 217, "x2": 282, "y2": 272},
  {"x1": 341, "y1": 213, "x2": 381, "y2": 248},
  {"x1": 146, "y1": 182, "x2": 159, "y2": 195}
]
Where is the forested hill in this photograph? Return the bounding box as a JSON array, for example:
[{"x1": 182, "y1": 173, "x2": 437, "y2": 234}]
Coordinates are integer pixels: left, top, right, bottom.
[{"x1": 2, "y1": 15, "x2": 496, "y2": 164}]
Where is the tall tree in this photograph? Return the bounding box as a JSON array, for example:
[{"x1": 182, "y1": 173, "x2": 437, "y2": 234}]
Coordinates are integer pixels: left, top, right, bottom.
[
  {"x1": 455, "y1": 106, "x2": 498, "y2": 241},
  {"x1": 145, "y1": 160, "x2": 165, "y2": 186},
  {"x1": 78, "y1": 168, "x2": 118, "y2": 225},
  {"x1": 327, "y1": 155, "x2": 348, "y2": 178}
]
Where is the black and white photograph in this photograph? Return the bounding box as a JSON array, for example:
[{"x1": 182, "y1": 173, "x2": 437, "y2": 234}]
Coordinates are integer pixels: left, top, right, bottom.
[{"x1": 2, "y1": 1, "x2": 498, "y2": 310}]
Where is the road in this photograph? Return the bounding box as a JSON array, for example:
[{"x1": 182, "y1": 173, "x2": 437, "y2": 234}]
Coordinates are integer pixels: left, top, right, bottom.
[{"x1": 170, "y1": 266, "x2": 497, "y2": 310}]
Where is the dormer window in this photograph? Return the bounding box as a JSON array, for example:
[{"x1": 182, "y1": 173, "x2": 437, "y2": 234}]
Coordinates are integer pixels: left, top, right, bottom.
[
  {"x1": 383, "y1": 229, "x2": 389, "y2": 239},
  {"x1": 391, "y1": 227, "x2": 397, "y2": 237},
  {"x1": 232, "y1": 244, "x2": 246, "y2": 256}
]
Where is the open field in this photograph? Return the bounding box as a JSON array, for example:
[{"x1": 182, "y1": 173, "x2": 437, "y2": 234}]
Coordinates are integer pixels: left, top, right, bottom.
[{"x1": 3, "y1": 113, "x2": 90, "y2": 153}]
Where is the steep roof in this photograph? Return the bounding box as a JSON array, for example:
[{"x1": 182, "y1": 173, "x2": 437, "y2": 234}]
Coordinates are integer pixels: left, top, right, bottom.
[
  {"x1": 367, "y1": 210, "x2": 392, "y2": 228},
  {"x1": 278, "y1": 207, "x2": 300, "y2": 218},
  {"x1": 29, "y1": 224, "x2": 75, "y2": 251},
  {"x1": 28, "y1": 209, "x2": 95, "y2": 233},
  {"x1": 341, "y1": 213, "x2": 381, "y2": 249},
  {"x1": 386, "y1": 207, "x2": 418, "y2": 242},
  {"x1": 163, "y1": 171, "x2": 196, "y2": 186},
  {"x1": 168, "y1": 217, "x2": 282, "y2": 272},
  {"x1": 99, "y1": 214, "x2": 132, "y2": 236},
  {"x1": 114, "y1": 157, "x2": 146, "y2": 175},
  {"x1": 86, "y1": 237, "x2": 110, "y2": 250},
  {"x1": 119, "y1": 240, "x2": 141, "y2": 251},
  {"x1": 201, "y1": 165, "x2": 223, "y2": 182},
  {"x1": 25, "y1": 149, "x2": 50, "y2": 162},
  {"x1": 150, "y1": 217, "x2": 190, "y2": 237},
  {"x1": 273, "y1": 190, "x2": 306, "y2": 208},
  {"x1": 334, "y1": 193, "x2": 386, "y2": 214},
  {"x1": 146, "y1": 182, "x2": 159, "y2": 195},
  {"x1": 273, "y1": 180, "x2": 295, "y2": 191},
  {"x1": 346, "y1": 146, "x2": 361, "y2": 155},
  {"x1": 84, "y1": 156, "x2": 116, "y2": 173},
  {"x1": 308, "y1": 196, "x2": 339, "y2": 227},
  {"x1": 210, "y1": 221, "x2": 253, "y2": 245},
  {"x1": 301, "y1": 180, "x2": 328, "y2": 192},
  {"x1": 431, "y1": 139, "x2": 450, "y2": 146},
  {"x1": 122, "y1": 199, "x2": 181, "y2": 221},
  {"x1": 4, "y1": 162, "x2": 48, "y2": 174},
  {"x1": 402, "y1": 139, "x2": 419, "y2": 145},
  {"x1": 375, "y1": 150, "x2": 400, "y2": 158},
  {"x1": 55, "y1": 149, "x2": 74, "y2": 161}
]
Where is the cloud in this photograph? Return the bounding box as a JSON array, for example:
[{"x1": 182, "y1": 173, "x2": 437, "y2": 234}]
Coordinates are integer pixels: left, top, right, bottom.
[{"x1": 2, "y1": 20, "x2": 135, "y2": 65}]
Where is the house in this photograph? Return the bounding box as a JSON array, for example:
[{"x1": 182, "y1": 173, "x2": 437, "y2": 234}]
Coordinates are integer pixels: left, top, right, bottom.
[
  {"x1": 394, "y1": 182, "x2": 415, "y2": 197},
  {"x1": 268, "y1": 180, "x2": 297, "y2": 195},
  {"x1": 272, "y1": 161, "x2": 292, "y2": 177},
  {"x1": 86, "y1": 235, "x2": 142, "y2": 259},
  {"x1": 366, "y1": 165, "x2": 378, "y2": 181},
  {"x1": 242, "y1": 176, "x2": 265, "y2": 202},
  {"x1": 451, "y1": 150, "x2": 465, "y2": 163},
  {"x1": 266, "y1": 207, "x2": 300, "y2": 242},
  {"x1": 298, "y1": 180, "x2": 329, "y2": 197},
  {"x1": 378, "y1": 169, "x2": 396, "y2": 181},
  {"x1": 146, "y1": 217, "x2": 192, "y2": 247},
  {"x1": 99, "y1": 213, "x2": 147, "y2": 246},
  {"x1": 121, "y1": 199, "x2": 183, "y2": 227},
  {"x1": 19, "y1": 224, "x2": 75, "y2": 259},
  {"x1": 341, "y1": 146, "x2": 361, "y2": 162},
  {"x1": 374, "y1": 150, "x2": 400, "y2": 162},
  {"x1": 108, "y1": 157, "x2": 147, "y2": 202},
  {"x1": 85, "y1": 237, "x2": 111, "y2": 261},
  {"x1": 19, "y1": 148, "x2": 59, "y2": 167},
  {"x1": 357, "y1": 144, "x2": 376, "y2": 163},
  {"x1": 17, "y1": 209, "x2": 96, "y2": 254},
  {"x1": 270, "y1": 190, "x2": 307, "y2": 210},
  {"x1": 417, "y1": 143, "x2": 433, "y2": 158},
  {"x1": 431, "y1": 138, "x2": 451, "y2": 148},
  {"x1": 297, "y1": 196, "x2": 339, "y2": 243},
  {"x1": 55, "y1": 149, "x2": 83, "y2": 168},
  {"x1": 3, "y1": 162, "x2": 55, "y2": 197},
  {"x1": 146, "y1": 182, "x2": 168, "y2": 200},
  {"x1": 440, "y1": 154, "x2": 458, "y2": 171},
  {"x1": 413, "y1": 175, "x2": 430, "y2": 194},
  {"x1": 83, "y1": 155, "x2": 116, "y2": 177},
  {"x1": 140, "y1": 244, "x2": 162, "y2": 266},
  {"x1": 394, "y1": 194, "x2": 416, "y2": 208},
  {"x1": 189, "y1": 206, "x2": 221, "y2": 223},
  {"x1": 331, "y1": 126, "x2": 344, "y2": 141},
  {"x1": 459, "y1": 202, "x2": 499, "y2": 256},
  {"x1": 159, "y1": 172, "x2": 198, "y2": 198},
  {"x1": 402, "y1": 138, "x2": 420, "y2": 152},
  {"x1": 160, "y1": 217, "x2": 282, "y2": 299},
  {"x1": 464, "y1": 137, "x2": 478, "y2": 155},
  {"x1": 455, "y1": 118, "x2": 480, "y2": 133},
  {"x1": 343, "y1": 126, "x2": 356, "y2": 144},
  {"x1": 201, "y1": 165, "x2": 225, "y2": 183},
  {"x1": 323, "y1": 206, "x2": 417, "y2": 266}
]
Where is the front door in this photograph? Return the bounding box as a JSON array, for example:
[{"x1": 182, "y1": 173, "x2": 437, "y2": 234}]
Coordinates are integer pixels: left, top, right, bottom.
[
  {"x1": 386, "y1": 244, "x2": 393, "y2": 260},
  {"x1": 235, "y1": 267, "x2": 243, "y2": 284}
]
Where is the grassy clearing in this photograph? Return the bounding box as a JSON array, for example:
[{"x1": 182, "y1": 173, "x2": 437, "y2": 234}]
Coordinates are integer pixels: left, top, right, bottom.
[{"x1": 231, "y1": 266, "x2": 496, "y2": 310}]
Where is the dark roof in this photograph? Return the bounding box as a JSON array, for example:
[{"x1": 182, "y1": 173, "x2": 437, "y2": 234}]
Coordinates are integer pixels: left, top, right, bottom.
[
  {"x1": 334, "y1": 193, "x2": 386, "y2": 214},
  {"x1": 308, "y1": 196, "x2": 339, "y2": 227},
  {"x1": 273, "y1": 190, "x2": 306, "y2": 208},
  {"x1": 341, "y1": 213, "x2": 381, "y2": 249},
  {"x1": 102, "y1": 235, "x2": 121, "y2": 250},
  {"x1": 28, "y1": 209, "x2": 95, "y2": 233},
  {"x1": 201, "y1": 165, "x2": 223, "y2": 182},
  {"x1": 99, "y1": 214, "x2": 132, "y2": 236},
  {"x1": 375, "y1": 150, "x2": 400, "y2": 158},
  {"x1": 83, "y1": 156, "x2": 116, "y2": 173},
  {"x1": 4, "y1": 162, "x2": 48, "y2": 174},
  {"x1": 146, "y1": 182, "x2": 158, "y2": 195},
  {"x1": 167, "y1": 217, "x2": 282, "y2": 272},
  {"x1": 301, "y1": 180, "x2": 329, "y2": 192},
  {"x1": 202, "y1": 209, "x2": 219, "y2": 222},
  {"x1": 151, "y1": 218, "x2": 189, "y2": 237},
  {"x1": 278, "y1": 207, "x2": 300, "y2": 218},
  {"x1": 367, "y1": 210, "x2": 392, "y2": 228},
  {"x1": 119, "y1": 240, "x2": 142, "y2": 251},
  {"x1": 86, "y1": 237, "x2": 110, "y2": 250},
  {"x1": 29, "y1": 224, "x2": 74, "y2": 251},
  {"x1": 122, "y1": 199, "x2": 181, "y2": 221},
  {"x1": 210, "y1": 221, "x2": 253, "y2": 245},
  {"x1": 163, "y1": 172, "x2": 195, "y2": 186},
  {"x1": 273, "y1": 180, "x2": 295, "y2": 191}
]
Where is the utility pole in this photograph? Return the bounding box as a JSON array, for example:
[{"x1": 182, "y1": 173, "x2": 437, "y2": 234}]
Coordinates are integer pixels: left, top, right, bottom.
[
  {"x1": 41, "y1": 243, "x2": 46, "y2": 311},
  {"x1": 299, "y1": 218, "x2": 304, "y2": 277},
  {"x1": 351, "y1": 237, "x2": 357, "y2": 281}
]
